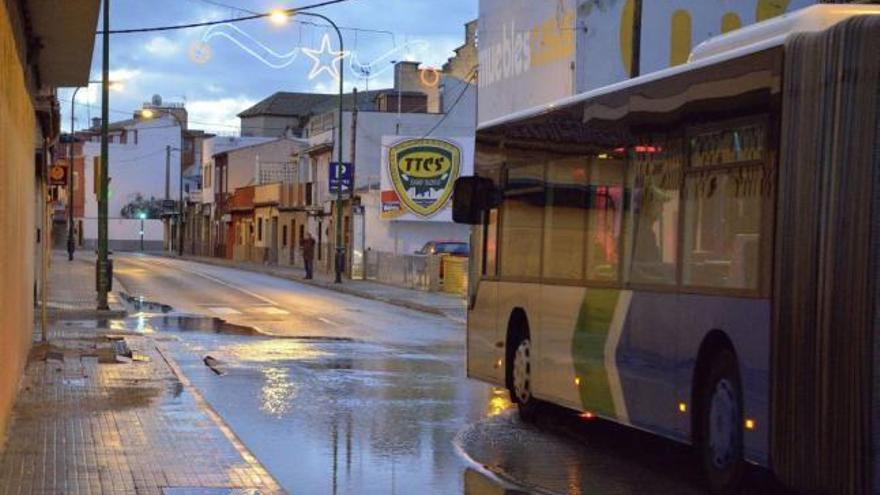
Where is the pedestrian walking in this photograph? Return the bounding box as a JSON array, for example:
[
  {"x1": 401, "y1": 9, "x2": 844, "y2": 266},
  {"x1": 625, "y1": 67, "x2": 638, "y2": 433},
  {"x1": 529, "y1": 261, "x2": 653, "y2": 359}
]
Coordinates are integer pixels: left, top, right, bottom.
[{"x1": 301, "y1": 231, "x2": 316, "y2": 279}]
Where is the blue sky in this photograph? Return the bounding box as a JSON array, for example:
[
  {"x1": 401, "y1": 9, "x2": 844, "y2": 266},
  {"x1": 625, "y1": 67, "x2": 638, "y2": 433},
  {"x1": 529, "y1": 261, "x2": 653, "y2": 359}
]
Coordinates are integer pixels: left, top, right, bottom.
[{"x1": 61, "y1": 0, "x2": 477, "y2": 134}]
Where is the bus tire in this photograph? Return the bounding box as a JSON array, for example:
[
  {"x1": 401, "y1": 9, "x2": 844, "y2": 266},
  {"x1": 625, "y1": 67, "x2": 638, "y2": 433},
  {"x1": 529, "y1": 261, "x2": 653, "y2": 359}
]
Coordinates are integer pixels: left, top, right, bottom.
[
  {"x1": 696, "y1": 349, "x2": 745, "y2": 495},
  {"x1": 510, "y1": 336, "x2": 539, "y2": 422}
]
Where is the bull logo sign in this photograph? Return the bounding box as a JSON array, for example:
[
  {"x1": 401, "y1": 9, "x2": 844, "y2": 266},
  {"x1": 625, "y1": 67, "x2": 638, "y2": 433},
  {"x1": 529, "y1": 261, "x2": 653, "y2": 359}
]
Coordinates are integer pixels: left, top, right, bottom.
[{"x1": 388, "y1": 139, "x2": 461, "y2": 218}]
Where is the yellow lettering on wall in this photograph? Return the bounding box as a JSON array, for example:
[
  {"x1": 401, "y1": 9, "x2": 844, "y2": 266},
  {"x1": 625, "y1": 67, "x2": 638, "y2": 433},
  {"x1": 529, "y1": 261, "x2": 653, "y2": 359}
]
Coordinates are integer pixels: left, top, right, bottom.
[
  {"x1": 531, "y1": 10, "x2": 575, "y2": 68},
  {"x1": 721, "y1": 12, "x2": 743, "y2": 33},
  {"x1": 756, "y1": 0, "x2": 791, "y2": 22},
  {"x1": 619, "y1": 0, "x2": 635, "y2": 75},
  {"x1": 670, "y1": 10, "x2": 692, "y2": 67}
]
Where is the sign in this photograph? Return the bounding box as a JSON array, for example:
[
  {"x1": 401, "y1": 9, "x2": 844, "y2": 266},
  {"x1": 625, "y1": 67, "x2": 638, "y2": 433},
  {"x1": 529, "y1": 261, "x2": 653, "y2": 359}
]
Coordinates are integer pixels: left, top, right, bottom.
[
  {"x1": 49, "y1": 164, "x2": 68, "y2": 186},
  {"x1": 329, "y1": 162, "x2": 353, "y2": 195},
  {"x1": 381, "y1": 137, "x2": 474, "y2": 221},
  {"x1": 477, "y1": 0, "x2": 576, "y2": 124}
]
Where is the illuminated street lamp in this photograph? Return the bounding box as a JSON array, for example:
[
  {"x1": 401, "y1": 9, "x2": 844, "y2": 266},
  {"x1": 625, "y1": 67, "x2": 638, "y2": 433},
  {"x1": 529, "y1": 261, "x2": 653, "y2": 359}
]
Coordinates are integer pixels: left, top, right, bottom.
[
  {"x1": 140, "y1": 107, "x2": 186, "y2": 256},
  {"x1": 269, "y1": 9, "x2": 289, "y2": 26},
  {"x1": 281, "y1": 8, "x2": 346, "y2": 283}
]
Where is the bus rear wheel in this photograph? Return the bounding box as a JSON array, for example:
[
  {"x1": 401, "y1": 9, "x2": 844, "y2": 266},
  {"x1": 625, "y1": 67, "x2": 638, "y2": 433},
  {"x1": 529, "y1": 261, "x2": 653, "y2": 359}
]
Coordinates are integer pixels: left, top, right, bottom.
[
  {"x1": 510, "y1": 337, "x2": 539, "y2": 422},
  {"x1": 696, "y1": 350, "x2": 745, "y2": 495}
]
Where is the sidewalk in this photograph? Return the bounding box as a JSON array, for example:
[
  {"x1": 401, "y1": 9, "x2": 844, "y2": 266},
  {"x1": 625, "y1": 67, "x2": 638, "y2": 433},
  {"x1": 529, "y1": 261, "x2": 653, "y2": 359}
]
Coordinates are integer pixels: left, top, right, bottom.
[
  {"x1": 0, "y1": 253, "x2": 285, "y2": 494},
  {"x1": 160, "y1": 253, "x2": 467, "y2": 324},
  {"x1": 43, "y1": 250, "x2": 127, "y2": 318}
]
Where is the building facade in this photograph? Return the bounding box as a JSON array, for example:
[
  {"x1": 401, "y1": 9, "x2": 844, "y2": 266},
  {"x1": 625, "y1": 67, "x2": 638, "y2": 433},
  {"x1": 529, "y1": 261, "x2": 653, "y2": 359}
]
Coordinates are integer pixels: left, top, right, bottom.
[
  {"x1": 0, "y1": 0, "x2": 100, "y2": 445},
  {"x1": 477, "y1": 0, "x2": 821, "y2": 124}
]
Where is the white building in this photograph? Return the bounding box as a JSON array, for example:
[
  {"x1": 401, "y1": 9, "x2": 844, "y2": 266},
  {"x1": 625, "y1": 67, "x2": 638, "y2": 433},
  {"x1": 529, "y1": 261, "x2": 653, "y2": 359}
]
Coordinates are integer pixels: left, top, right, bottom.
[
  {"x1": 478, "y1": 0, "x2": 819, "y2": 124},
  {"x1": 81, "y1": 111, "x2": 183, "y2": 251}
]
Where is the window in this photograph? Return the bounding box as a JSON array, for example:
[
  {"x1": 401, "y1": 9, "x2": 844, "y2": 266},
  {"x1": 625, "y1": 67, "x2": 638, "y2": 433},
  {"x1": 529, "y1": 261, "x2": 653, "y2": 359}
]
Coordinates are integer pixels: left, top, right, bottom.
[
  {"x1": 585, "y1": 155, "x2": 625, "y2": 281},
  {"x1": 282, "y1": 225, "x2": 288, "y2": 247},
  {"x1": 543, "y1": 158, "x2": 587, "y2": 281},
  {"x1": 624, "y1": 138, "x2": 683, "y2": 286},
  {"x1": 500, "y1": 163, "x2": 545, "y2": 278},
  {"x1": 682, "y1": 121, "x2": 767, "y2": 290}
]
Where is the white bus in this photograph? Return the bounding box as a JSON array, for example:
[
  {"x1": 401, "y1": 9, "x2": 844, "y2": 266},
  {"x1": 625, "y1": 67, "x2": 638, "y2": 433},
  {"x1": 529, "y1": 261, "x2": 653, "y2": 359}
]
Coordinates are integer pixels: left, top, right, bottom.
[{"x1": 453, "y1": 5, "x2": 880, "y2": 494}]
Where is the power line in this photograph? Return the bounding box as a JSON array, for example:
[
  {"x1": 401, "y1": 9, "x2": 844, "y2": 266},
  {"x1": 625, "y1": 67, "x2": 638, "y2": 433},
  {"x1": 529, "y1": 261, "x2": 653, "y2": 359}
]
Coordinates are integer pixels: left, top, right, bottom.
[{"x1": 97, "y1": 0, "x2": 355, "y2": 35}]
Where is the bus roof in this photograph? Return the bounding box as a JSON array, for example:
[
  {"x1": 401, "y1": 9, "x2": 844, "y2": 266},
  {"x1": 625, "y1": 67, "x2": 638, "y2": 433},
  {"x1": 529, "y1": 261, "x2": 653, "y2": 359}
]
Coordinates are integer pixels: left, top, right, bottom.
[{"x1": 478, "y1": 4, "x2": 880, "y2": 132}]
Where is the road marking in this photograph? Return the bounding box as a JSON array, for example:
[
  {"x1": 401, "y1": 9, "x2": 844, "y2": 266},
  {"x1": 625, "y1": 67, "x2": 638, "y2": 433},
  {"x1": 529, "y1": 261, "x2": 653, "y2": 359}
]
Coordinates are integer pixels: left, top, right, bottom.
[
  {"x1": 153, "y1": 258, "x2": 279, "y2": 306},
  {"x1": 248, "y1": 307, "x2": 290, "y2": 315},
  {"x1": 317, "y1": 317, "x2": 339, "y2": 326},
  {"x1": 209, "y1": 307, "x2": 242, "y2": 316}
]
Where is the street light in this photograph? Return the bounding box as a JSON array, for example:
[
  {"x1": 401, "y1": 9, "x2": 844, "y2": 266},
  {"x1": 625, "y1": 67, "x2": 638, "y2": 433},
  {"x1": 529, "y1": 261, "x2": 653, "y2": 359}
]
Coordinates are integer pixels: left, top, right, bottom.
[
  {"x1": 269, "y1": 9, "x2": 289, "y2": 26},
  {"x1": 140, "y1": 108, "x2": 185, "y2": 257},
  {"x1": 67, "y1": 79, "x2": 123, "y2": 262},
  {"x1": 282, "y1": 9, "x2": 346, "y2": 283},
  {"x1": 138, "y1": 211, "x2": 146, "y2": 251}
]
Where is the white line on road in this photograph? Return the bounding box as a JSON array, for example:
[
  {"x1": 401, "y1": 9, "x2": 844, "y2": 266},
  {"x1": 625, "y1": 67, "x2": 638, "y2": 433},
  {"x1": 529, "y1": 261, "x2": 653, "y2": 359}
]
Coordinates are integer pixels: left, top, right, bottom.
[{"x1": 151, "y1": 258, "x2": 280, "y2": 306}]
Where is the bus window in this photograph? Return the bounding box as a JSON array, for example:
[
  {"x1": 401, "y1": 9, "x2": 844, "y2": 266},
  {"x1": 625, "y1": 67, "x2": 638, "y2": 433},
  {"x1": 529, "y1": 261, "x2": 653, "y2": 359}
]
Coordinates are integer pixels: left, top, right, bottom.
[
  {"x1": 586, "y1": 155, "x2": 625, "y2": 282},
  {"x1": 543, "y1": 158, "x2": 588, "y2": 281},
  {"x1": 624, "y1": 139, "x2": 683, "y2": 286},
  {"x1": 683, "y1": 165, "x2": 763, "y2": 290},
  {"x1": 500, "y1": 163, "x2": 545, "y2": 279}
]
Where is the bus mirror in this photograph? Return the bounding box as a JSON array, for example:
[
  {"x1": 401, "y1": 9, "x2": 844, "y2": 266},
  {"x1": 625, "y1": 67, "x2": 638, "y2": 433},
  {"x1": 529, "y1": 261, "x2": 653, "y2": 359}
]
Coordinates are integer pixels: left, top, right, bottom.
[{"x1": 453, "y1": 176, "x2": 498, "y2": 225}]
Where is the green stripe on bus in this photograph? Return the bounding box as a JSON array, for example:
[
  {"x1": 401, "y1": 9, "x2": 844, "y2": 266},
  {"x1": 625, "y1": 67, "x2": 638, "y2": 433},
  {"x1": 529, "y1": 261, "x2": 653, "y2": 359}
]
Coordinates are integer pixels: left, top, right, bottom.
[{"x1": 572, "y1": 288, "x2": 619, "y2": 417}]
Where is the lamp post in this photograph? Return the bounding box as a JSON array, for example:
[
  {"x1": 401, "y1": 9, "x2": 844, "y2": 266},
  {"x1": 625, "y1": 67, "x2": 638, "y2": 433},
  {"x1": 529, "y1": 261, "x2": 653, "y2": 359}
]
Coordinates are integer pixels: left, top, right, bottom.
[
  {"x1": 142, "y1": 108, "x2": 185, "y2": 256},
  {"x1": 97, "y1": 0, "x2": 111, "y2": 311},
  {"x1": 68, "y1": 80, "x2": 123, "y2": 262},
  {"x1": 289, "y1": 10, "x2": 345, "y2": 283},
  {"x1": 138, "y1": 211, "x2": 146, "y2": 252}
]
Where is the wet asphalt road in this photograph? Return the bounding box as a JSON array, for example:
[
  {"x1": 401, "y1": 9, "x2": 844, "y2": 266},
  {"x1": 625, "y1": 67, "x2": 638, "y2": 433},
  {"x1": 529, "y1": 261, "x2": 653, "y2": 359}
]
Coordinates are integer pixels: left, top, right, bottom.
[{"x1": 110, "y1": 254, "x2": 736, "y2": 495}]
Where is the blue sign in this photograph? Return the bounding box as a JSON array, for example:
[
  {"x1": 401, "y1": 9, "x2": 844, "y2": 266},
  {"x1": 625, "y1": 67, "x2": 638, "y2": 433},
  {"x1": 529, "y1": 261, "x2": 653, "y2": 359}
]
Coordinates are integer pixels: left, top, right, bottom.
[{"x1": 329, "y1": 162, "x2": 353, "y2": 194}]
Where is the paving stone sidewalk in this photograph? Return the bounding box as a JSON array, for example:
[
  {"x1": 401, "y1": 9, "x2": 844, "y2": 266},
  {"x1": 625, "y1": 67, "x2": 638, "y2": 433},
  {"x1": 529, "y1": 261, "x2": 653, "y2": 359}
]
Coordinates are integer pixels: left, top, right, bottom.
[
  {"x1": 43, "y1": 250, "x2": 127, "y2": 318},
  {"x1": 0, "y1": 322, "x2": 284, "y2": 495},
  {"x1": 160, "y1": 253, "x2": 467, "y2": 324}
]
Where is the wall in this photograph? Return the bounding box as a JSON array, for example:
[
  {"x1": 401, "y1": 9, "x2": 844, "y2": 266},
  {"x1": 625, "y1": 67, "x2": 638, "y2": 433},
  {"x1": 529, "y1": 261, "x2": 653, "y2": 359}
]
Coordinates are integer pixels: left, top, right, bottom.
[
  {"x1": 362, "y1": 191, "x2": 469, "y2": 254},
  {"x1": 224, "y1": 138, "x2": 302, "y2": 193},
  {"x1": 81, "y1": 116, "x2": 181, "y2": 247},
  {"x1": 0, "y1": 1, "x2": 36, "y2": 445},
  {"x1": 576, "y1": 0, "x2": 815, "y2": 92},
  {"x1": 241, "y1": 115, "x2": 302, "y2": 138},
  {"x1": 477, "y1": 0, "x2": 816, "y2": 124}
]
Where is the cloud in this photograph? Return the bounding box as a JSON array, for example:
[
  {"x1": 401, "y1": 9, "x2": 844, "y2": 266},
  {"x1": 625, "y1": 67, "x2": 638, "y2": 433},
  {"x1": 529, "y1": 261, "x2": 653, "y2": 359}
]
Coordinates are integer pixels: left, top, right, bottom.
[
  {"x1": 144, "y1": 36, "x2": 180, "y2": 56},
  {"x1": 185, "y1": 96, "x2": 257, "y2": 134}
]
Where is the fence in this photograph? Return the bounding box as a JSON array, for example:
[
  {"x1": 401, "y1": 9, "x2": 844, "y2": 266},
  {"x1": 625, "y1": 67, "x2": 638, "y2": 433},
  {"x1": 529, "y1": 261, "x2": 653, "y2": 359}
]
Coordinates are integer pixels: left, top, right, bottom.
[{"x1": 363, "y1": 251, "x2": 468, "y2": 295}]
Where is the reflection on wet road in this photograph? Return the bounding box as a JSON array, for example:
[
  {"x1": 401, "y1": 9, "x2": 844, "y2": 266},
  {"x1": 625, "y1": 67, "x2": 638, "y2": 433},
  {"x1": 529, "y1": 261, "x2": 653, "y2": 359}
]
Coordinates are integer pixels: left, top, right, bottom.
[{"x1": 112, "y1": 254, "x2": 739, "y2": 495}]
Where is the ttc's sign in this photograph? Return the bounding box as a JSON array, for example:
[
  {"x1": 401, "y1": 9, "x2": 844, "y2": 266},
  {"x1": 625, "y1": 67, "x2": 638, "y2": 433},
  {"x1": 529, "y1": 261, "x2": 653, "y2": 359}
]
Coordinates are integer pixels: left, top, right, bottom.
[{"x1": 329, "y1": 162, "x2": 353, "y2": 195}]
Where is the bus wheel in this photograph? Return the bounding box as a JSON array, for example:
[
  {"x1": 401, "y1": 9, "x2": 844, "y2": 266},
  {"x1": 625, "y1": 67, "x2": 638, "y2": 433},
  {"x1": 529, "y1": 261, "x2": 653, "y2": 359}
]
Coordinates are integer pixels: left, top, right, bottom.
[
  {"x1": 697, "y1": 350, "x2": 745, "y2": 495},
  {"x1": 511, "y1": 338, "x2": 538, "y2": 422}
]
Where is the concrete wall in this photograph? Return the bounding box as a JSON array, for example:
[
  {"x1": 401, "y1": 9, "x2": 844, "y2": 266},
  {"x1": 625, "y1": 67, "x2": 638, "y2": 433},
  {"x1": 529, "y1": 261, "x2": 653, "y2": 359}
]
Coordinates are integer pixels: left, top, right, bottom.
[
  {"x1": 361, "y1": 191, "x2": 469, "y2": 255},
  {"x1": 81, "y1": 116, "x2": 181, "y2": 247},
  {"x1": 0, "y1": 2, "x2": 37, "y2": 445}
]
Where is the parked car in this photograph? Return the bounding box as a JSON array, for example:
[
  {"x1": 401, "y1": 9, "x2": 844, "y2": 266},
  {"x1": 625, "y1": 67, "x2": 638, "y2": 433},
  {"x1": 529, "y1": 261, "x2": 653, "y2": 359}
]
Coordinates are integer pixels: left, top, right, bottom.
[{"x1": 415, "y1": 241, "x2": 469, "y2": 257}]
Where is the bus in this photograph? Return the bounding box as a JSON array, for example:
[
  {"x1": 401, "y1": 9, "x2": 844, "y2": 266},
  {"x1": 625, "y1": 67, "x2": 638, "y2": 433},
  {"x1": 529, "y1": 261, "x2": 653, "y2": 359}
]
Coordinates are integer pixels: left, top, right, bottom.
[{"x1": 453, "y1": 5, "x2": 880, "y2": 494}]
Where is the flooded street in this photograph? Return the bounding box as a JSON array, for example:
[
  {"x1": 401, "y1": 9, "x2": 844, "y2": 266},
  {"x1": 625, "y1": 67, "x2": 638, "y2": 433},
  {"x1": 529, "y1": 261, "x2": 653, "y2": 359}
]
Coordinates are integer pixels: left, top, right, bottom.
[{"x1": 110, "y1": 254, "x2": 731, "y2": 494}]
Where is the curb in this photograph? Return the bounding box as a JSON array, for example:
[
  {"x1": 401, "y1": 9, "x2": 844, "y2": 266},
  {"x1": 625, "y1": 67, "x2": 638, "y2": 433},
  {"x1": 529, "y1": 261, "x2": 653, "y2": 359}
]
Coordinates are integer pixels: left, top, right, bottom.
[
  {"x1": 154, "y1": 343, "x2": 286, "y2": 495},
  {"x1": 151, "y1": 253, "x2": 464, "y2": 322}
]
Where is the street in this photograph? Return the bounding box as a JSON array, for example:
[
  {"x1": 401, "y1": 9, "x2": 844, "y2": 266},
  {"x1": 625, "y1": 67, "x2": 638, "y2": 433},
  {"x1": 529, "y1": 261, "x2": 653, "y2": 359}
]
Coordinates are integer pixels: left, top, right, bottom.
[{"x1": 111, "y1": 254, "x2": 715, "y2": 495}]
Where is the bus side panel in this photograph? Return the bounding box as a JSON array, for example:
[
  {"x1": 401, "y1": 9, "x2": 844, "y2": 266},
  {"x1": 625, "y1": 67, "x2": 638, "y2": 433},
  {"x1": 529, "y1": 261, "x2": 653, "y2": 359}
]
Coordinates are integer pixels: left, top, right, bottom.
[
  {"x1": 537, "y1": 284, "x2": 588, "y2": 411},
  {"x1": 671, "y1": 294, "x2": 771, "y2": 466},
  {"x1": 467, "y1": 280, "x2": 503, "y2": 385},
  {"x1": 615, "y1": 291, "x2": 683, "y2": 439}
]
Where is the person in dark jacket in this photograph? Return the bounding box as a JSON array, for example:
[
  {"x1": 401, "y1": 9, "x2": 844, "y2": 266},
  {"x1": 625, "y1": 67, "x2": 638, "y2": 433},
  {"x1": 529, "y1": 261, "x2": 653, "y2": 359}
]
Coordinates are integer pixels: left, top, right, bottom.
[{"x1": 301, "y1": 231, "x2": 316, "y2": 279}]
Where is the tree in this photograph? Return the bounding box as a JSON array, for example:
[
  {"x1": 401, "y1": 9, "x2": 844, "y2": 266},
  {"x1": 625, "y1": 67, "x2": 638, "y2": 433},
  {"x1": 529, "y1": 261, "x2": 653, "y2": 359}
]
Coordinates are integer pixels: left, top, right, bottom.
[{"x1": 120, "y1": 193, "x2": 164, "y2": 219}]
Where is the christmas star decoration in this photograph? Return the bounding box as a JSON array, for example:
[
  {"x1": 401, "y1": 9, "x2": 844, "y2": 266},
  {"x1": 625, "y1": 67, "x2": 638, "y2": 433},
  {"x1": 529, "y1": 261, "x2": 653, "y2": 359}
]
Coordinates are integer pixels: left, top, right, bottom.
[{"x1": 302, "y1": 33, "x2": 347, "y2": 81}]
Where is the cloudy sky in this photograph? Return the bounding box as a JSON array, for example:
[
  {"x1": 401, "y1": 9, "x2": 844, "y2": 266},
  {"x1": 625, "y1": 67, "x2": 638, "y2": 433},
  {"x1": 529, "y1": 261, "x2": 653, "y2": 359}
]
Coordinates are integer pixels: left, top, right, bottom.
[{"x1": 61, "y1": 0, "x2": 477, "y2": 135}]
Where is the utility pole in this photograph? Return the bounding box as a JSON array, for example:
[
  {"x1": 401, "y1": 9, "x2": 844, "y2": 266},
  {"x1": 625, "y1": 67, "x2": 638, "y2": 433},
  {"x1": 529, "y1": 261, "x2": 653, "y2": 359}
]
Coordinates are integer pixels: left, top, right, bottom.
[
  {"x1": 630, "y1": 0, "x2": 643, "y2": 78},
  {"x1": 165, "y1": 144, "x2": 171, "y2": 252},
  {"x1": 97, "y1": 0, "x2": 110, "y2": 311},
  {"x1": 68, "y1": 87, "x2": 83, "y2": 261}
]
